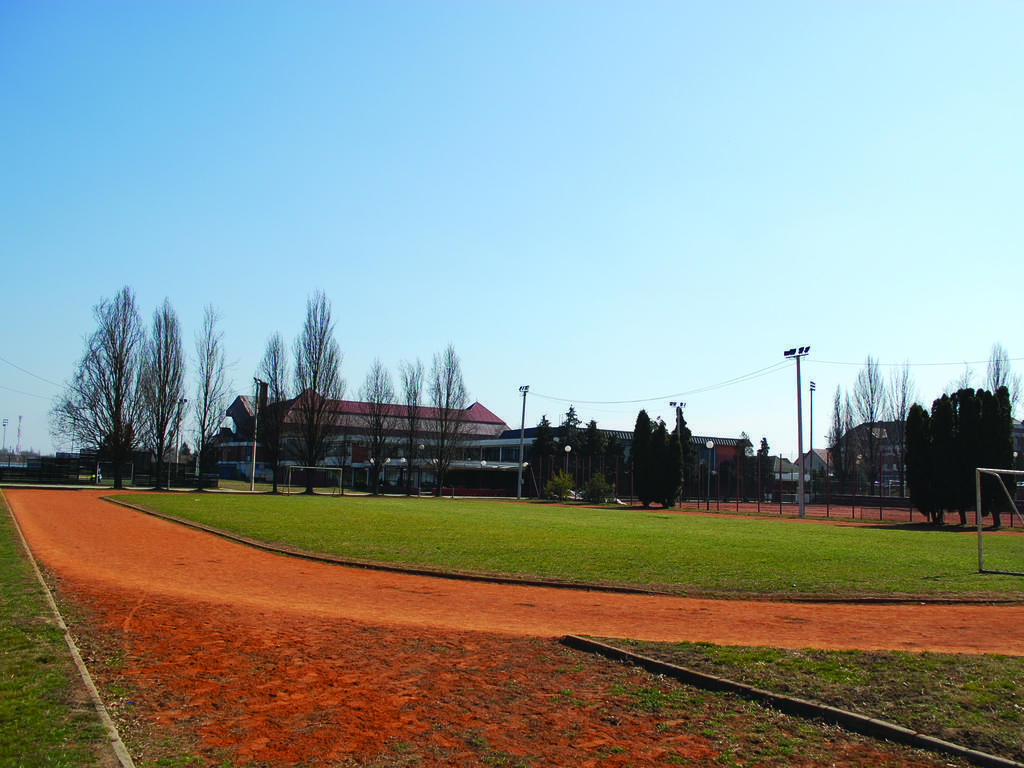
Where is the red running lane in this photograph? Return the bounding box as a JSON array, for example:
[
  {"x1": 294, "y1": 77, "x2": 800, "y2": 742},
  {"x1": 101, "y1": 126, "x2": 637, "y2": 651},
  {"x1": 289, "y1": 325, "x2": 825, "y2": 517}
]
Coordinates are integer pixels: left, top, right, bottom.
[{"x1": 8, "y1": 488, "x2": 1024, "y2": 656}]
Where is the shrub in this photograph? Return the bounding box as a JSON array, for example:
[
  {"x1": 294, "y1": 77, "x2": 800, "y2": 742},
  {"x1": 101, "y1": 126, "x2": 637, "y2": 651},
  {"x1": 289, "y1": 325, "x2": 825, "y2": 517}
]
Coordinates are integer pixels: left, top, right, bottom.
[
  {"x1": 583, "y1": 473, "x2": 613, "y2": 504},
  {"x1": 544, "y1": 470, "x2": 573, "y2": 502}
]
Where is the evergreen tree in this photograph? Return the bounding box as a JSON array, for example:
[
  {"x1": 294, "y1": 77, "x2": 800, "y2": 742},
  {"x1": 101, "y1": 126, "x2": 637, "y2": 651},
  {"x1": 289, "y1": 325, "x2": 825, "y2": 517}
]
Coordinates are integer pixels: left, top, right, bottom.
[
  {"x1": 756, "y1": 437, "x2": 773, "y2": 500},
  {"x1": 580, "y1": 419, "x2": 606, "y2": 458},
  {"x1": 736, "y1": 433, "x2": 754, "y2": 501},
  {"x1": 631, "y1": 410, "x2": 653, "y2": 507},
  {"x1": 532, "y1": 414, "x2": 558, "y2": 487},
  {"x1": 953, "y1": 388, "x2": 982, "y2": 525},
  {"x1": 561, "y1": 405, "x2": 582, "y2": 452},
  {"x1": 929, "y1": 394, "x2": 957, "y2": 524},
  {"x1": 979, "y1": 386, "x2": 1014, "y2": 526},
  {"x1": 664, "y1": 428, "x2": 684, "y2": 507},
  {"x1": 905, "y1": 403, "x2": 935, "y2": 523},
  {"x1": 650, "y1": 419, "x2": 669, "y2": 506},
  {"x1": 673, "y1": 407, "x2": 694, "y2": 498}
]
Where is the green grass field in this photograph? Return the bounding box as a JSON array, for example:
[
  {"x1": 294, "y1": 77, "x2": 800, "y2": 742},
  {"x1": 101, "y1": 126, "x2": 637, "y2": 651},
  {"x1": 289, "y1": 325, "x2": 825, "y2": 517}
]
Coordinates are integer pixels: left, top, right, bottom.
[
  {"x1": 0, "y1": 494, "x2": 111, "y2": 768},
  {"x1": 122, "y1": 492, "x2": 1024, "y2": 600}
]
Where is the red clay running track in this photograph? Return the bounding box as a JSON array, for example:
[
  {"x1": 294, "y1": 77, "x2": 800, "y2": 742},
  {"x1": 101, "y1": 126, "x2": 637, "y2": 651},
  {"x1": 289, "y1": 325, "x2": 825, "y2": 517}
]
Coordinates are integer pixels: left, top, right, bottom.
[{"x1": 8, "y1": 489, "x2": 1024, "y2": 656}]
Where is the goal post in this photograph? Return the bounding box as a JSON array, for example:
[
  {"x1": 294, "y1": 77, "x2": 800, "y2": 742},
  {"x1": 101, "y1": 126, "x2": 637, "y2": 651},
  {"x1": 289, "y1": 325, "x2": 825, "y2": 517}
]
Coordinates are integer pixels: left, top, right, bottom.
[
  {"x1": 975, "y1": 467, "x2": 1024, "y2": 576},
  {"x1": 284, "y1": 465, "x2": 345, "y2": 496}
]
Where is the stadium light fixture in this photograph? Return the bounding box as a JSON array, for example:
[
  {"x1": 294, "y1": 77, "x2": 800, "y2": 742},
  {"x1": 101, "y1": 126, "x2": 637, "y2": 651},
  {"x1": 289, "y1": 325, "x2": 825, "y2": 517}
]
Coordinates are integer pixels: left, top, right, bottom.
[{"x1": 783, "y1": 346, "x2": 811, "y2": 518}]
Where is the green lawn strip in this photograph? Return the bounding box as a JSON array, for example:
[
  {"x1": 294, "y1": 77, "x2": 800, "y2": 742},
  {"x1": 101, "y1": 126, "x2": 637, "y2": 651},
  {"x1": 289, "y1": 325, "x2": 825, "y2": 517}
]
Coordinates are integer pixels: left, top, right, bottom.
[
  {"x1": 0, "y1": 493, "x2": 112, "y2": 768},
  {"x1": 123, "y1": 493, "x2": 1024, "y2": 600},
  {"x1": 600, "y1": 638, "x2": 1024, "y2": 764}
]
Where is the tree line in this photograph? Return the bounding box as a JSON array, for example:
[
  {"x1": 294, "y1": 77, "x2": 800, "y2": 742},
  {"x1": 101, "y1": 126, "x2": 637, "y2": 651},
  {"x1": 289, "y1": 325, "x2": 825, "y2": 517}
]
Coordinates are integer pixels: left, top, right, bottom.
[
  {"x1": 906, "y1": 386, "x2": 1015, "y2": 526},
  {"x1": 827, "y1": 344, "x2": 1019, "y2": 522},
  {"x1": 51, "y1": 286, "x2": 472, "y2": 494},
  {"x1": 530, "y1": 403, "x2": 769, "y2": 507}
]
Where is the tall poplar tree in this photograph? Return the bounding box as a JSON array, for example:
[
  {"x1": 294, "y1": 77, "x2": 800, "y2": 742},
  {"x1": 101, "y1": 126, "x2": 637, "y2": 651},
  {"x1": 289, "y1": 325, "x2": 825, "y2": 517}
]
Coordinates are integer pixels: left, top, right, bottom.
[{"x1": 631, "y1": 410, "x2": 653, "y2": 507}]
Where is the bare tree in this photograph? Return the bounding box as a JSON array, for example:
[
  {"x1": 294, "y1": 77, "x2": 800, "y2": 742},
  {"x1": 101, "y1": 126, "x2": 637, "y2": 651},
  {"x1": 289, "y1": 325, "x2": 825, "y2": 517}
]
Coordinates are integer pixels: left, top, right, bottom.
[
  {"x1": 852, "y1": 355, "x2": 886, "y2": 495},
  {"x1": 827, "y1": 385, "x2": 852, "y2": 485},
  {"x1": 257, "y1": 332, "x2": 290, "y2": 493},
  {"x1": 399, "y1": 358, "x2": 425, "y2": 493},
  {"x1": 140, "y1": 298, "x2": 185, "y2": 489},
  {"x1": 886, "y1": 361, "x2": 916, "y2": 496},
  {"x1": 293, "y1": 291, "x2": 345, "y2": 493},
  {"x1": 193, "y1": 305, "x2": 229, "y2": 490},
  {"x1": 359, "y1": 358, "x2": 399, "y2": 494},
  {"x1": 51, "y1": 286, "x2": 144, "y2": 489},
  {"x1": 987, "y1": 342, "x2": 1021, "y2": 417},
  {"x1": 428, "y1": 344, "x2": 469, "y2": 496}
]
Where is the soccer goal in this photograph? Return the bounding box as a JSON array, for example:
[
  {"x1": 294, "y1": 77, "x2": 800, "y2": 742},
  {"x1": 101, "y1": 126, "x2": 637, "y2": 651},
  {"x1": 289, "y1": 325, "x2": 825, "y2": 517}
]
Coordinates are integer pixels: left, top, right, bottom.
[
  {"x1": 284, "y1": 465, "x2": 345, "y2": 496},
  {"x1": 975, "y1": 468, "x2": 1024, "y2": 576}
]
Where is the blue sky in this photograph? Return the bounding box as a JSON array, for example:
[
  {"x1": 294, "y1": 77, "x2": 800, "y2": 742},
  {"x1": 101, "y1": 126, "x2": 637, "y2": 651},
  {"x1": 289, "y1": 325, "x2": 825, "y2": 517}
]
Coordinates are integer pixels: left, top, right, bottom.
[{"x1": 2, "y1": 1, "x2": 1022, "y2": 457}]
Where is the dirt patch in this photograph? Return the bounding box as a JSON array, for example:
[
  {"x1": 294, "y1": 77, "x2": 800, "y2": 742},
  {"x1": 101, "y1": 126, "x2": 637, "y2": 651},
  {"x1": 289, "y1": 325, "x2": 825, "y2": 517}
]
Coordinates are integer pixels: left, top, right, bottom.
[{"x1": 9, "y1": 488, "x2": 1018, "y2": 766}]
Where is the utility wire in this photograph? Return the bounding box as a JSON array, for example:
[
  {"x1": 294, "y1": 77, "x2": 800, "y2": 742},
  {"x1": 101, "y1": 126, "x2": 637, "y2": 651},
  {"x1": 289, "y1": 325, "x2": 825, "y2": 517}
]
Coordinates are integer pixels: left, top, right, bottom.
[
  {"x1": 0, "y1": 354, "x2": 62, "y2": 388},
  {"x1": 0, "y1": 383, "x2": 53, "y2": 400},
  {"x1": 815, "y1": 356, "x2": 1024, "y2": 368},
  {"x1": 531, "y1": 360, "x2": 790, "y2": 406}
]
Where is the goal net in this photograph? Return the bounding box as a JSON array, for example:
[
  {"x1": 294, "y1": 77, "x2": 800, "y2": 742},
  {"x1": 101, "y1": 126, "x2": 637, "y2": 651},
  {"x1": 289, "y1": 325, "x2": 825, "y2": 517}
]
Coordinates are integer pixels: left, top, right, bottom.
[
  {"x1": 975, "y1": 468, "x2": 1024, "y2": 576},
  {"x1": 284, "y1": 465, "x2": 345, "y2": 496}
]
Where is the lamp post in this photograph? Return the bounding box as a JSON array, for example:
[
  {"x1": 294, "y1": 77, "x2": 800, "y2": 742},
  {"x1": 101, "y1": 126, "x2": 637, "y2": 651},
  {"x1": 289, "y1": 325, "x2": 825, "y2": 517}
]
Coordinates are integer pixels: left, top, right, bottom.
[
  {"x1": 174, "y1": 398, "x2": 187, "y2": 488},
  {"x1": 250, "y1": 377, "x2": 266, "y2": 492},
  {"x1": 784, "y1": 346, "x2": 811, "y2": 518},
  {"x1": 2, "y1": 418, "x2": 6, "y2": 466},
  {"x1": 705, "y1": 440, "x2": 714, "y2": 511},
  {"x1": 417, "y1": 444, "x2": 425, "y2": 494},
  {"x1": 564, "y1": 443, "x2": 571, "y2": 472},
  {"x1": 517, "y1": 386, "x2": 529, "y2": 500}
]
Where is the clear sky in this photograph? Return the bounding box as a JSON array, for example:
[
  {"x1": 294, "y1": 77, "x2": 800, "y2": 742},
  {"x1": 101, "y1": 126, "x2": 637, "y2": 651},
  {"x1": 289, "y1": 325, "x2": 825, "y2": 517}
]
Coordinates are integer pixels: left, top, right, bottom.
[{"x1": 2, "y1": 1, "x2": 1022, "y2": 458}]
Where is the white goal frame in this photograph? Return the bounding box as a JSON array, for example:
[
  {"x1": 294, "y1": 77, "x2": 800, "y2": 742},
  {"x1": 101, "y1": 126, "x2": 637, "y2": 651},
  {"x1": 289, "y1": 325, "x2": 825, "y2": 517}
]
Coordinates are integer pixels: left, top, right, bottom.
[
  {"x1": 284, "y1": 465, "x2": 345, "y2": 496},
  {"x1": 975, "y1": 467, "x2": 1024, "y2": 576}
]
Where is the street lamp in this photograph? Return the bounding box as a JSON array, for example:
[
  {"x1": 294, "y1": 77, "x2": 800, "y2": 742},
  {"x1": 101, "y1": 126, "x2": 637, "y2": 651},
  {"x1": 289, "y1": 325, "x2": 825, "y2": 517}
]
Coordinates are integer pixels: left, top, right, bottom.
[
  {"x1": 2, "y1": 418, "x2": 7, "y2": 466},
  {"x1": 517, "y1": 386, "x2": 529, "y2": 500},
  {"x1": 250, "y1": 378, "x2": 267, "y2": 492},
  {"x1": 705, "y1": 440, "x2": 714, "y2": 511},
  {"x1": 784, "y1": 346, "x2": 811, "y2": 518},
  {"x1": 174, "y1": 399, "x2": 187, "y2": 488},
  {"x1": 564, "y1": 443, "x2": 571, "y2": 472}
]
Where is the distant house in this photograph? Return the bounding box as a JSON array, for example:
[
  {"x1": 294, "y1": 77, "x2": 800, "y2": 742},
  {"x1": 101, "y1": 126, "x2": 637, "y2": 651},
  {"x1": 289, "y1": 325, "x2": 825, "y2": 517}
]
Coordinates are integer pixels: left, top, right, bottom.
[{"x1": 798, "y1": 448, "x2": 829, "y2": 475}]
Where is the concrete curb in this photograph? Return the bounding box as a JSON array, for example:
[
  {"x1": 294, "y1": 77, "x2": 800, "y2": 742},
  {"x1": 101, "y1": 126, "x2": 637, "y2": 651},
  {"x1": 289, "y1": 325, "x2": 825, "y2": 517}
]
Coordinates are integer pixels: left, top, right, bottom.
[
  {"x1": 3, "y1": 493, "x2": 136, "y2": 768},
  {"x1": 561, "y1": 635, "x2": 1023, "y2": 768}
]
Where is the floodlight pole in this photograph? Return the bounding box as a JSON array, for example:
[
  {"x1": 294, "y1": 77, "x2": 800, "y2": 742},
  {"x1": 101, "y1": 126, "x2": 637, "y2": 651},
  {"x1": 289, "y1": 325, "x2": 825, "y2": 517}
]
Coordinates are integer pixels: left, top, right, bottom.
[
  {"x1": 669, "y1": 401, "x2": 686, "y2": 507},
  {"x1": 784, "y1": 346, "x2": 811, "y2": 519},
  {"x1": 517, "y1": 386, "x2": 529, "y2": 500},
  {"x1": 809, "y1": 380, "x2": 816, "y2": 499}
]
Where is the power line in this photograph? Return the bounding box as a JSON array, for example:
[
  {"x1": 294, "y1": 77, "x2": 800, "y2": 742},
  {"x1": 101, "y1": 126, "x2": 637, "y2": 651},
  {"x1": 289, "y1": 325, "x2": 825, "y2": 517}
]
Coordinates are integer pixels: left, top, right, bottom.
[
  {"x1": 816, "y1": 357, "x2": 1024, "y2": 368},
  {"x1": 0, "y1": 383, "x2": 53, "y2": 400},
  {"x1": 0, "y1": 354, "x2": 62, "y2": 388},
  {"x1": 531, "y1": 360, "x2": 790, "y2": 406}
]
